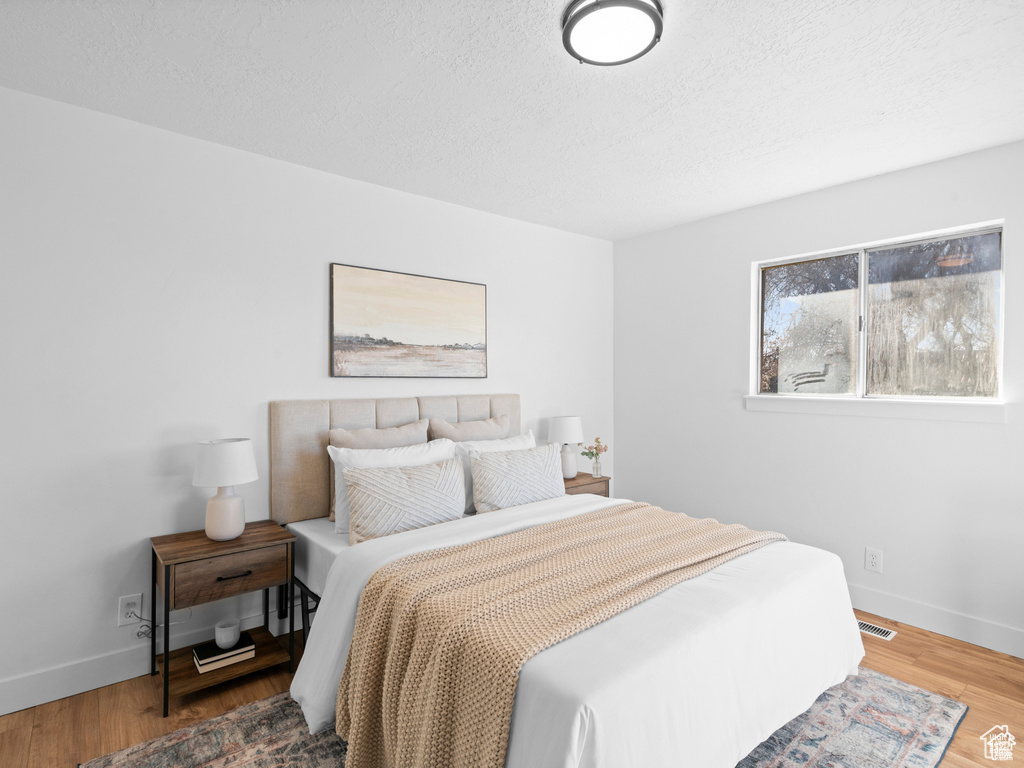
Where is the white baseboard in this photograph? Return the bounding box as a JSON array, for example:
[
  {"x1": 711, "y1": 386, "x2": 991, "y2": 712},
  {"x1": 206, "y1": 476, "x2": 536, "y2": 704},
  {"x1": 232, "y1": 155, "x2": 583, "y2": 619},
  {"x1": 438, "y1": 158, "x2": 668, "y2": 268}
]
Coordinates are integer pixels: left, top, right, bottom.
[
  {"x1": 0, "y1": 606, "x2": 298, "y2": 717},
  {"x1": 848, "y1": 583, "x2": 1024, "y2": 659}
]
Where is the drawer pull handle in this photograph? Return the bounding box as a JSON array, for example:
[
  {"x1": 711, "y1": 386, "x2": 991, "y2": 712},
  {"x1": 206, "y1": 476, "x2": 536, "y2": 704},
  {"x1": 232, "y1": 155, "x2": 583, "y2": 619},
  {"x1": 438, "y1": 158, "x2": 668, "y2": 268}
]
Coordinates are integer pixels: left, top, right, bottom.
[{"x1": 216, "y1": 570, "x2": 253, "y2": 582}]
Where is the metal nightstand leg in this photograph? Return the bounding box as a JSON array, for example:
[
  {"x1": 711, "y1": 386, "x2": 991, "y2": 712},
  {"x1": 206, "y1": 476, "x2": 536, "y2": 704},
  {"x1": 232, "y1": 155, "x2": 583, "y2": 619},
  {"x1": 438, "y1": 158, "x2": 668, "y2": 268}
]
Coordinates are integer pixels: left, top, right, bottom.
[
  {"x1": 289, "y1": 543, "x2": 295, "y2": 672},
  {"x1": 150, "y1": 550, "x2": 157, "y2": 676},
  {"x1": 162, "y1": 563, "x2": 170, "y2": 718}
]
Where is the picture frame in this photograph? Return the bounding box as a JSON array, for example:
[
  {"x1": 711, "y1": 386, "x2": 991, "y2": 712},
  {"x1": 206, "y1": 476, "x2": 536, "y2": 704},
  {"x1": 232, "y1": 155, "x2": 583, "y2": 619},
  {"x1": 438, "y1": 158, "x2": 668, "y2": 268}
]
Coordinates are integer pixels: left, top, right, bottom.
[{"x1": 330, "y1": 263, "x2": 487, "y2": 378}]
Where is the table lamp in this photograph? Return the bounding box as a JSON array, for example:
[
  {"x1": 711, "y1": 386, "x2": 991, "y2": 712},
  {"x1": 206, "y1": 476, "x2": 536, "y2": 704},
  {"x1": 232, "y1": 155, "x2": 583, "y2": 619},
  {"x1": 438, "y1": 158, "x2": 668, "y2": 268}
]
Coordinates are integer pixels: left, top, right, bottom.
[
  {"x1": 548, "y1": 416, "x2": 584, "y2": 479},
  {"x1": 192, "y1": 438, "x2": 258, "y2": 541}
]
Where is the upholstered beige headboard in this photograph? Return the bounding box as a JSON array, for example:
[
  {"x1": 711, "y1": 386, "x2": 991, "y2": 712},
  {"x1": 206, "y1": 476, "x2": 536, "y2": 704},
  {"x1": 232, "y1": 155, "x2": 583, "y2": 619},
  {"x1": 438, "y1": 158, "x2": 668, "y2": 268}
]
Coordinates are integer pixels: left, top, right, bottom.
[{"x1": 269, "y1": 394, "x2": 521, "y2": 525}]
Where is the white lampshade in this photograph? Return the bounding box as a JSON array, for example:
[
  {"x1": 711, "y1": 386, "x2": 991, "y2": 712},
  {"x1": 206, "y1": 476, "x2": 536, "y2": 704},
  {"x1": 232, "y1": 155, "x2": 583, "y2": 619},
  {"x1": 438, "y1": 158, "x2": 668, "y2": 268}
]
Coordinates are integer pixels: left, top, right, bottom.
[
  {"x1": 548, "y1": 416, "x2": 584, "y2": 445},
  {"x1": 192, "y1": 438, "x2": 258, "y2": 488}
]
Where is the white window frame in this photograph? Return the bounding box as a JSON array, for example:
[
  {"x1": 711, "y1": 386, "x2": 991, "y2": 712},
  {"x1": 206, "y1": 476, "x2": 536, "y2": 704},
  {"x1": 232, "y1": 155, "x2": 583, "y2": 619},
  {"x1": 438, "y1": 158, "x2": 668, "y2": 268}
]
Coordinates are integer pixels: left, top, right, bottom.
[{"x1": 745, "y1": 221, "x2": 1005, "y2": 423}]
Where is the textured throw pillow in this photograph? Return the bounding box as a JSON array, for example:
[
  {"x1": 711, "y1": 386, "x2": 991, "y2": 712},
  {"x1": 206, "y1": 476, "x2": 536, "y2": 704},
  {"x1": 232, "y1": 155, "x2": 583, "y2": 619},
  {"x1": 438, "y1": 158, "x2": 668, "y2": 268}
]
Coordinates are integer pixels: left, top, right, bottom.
[
  {"x1": 470, "y1": 442, "x2": 564, "y2": 514},
  {"x1": 428, "y1": 415, "x2": 510, "y2": 442},
  {"x1": 454, "y1": 431, "x2": 536, "y2": 514},
  {"x1": 328, "y1": 420, "x2": 429, "y2": 521},
  {"x1": 344, "y1": 458, "x2": 466, "y2": 545},
  {"x1": 329, "y1": 419, "x2": 428, "y2": 449},
  {"x1": 328, "y1": 439, "x2": 456, "y2": 534}
]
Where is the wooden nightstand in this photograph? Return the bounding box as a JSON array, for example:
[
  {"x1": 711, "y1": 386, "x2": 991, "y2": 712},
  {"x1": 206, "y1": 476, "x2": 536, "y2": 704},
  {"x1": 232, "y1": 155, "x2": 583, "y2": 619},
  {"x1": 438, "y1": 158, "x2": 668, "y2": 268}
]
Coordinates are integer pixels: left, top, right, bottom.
[
  {"x1": 150, "y1": 520, "x2": 295, "y2": 717},
  {"x1": 564, "y1": 471, "x2": 610, "y2": 497}
]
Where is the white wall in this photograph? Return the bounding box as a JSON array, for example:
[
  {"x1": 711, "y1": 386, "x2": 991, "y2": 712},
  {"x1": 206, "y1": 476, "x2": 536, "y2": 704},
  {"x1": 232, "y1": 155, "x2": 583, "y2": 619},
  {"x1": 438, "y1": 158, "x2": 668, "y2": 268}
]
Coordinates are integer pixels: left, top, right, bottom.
[
  {"x1": 0, "y1": 86, "x2": 614, "y2": 715},
  {"x1": 614, "y1": 141, "x2": 1024, "y2": 658}
]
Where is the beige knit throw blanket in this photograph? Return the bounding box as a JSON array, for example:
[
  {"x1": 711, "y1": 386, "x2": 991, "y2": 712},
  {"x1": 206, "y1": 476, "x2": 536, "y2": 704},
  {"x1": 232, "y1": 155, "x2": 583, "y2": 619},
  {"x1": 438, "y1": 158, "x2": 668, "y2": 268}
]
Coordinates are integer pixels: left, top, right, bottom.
[{"x1": 336, "y1": 502, "x2": 786, "y2": 768}]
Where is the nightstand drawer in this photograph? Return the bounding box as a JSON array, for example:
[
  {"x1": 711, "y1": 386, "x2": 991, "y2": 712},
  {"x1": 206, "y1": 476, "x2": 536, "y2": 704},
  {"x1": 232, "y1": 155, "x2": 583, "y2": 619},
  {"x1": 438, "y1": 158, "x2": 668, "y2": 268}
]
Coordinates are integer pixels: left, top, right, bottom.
[
  {"x1": 173, "y1": 545, "x2": 287, "y2": 608},
  {"x1": 565, "y1": 481, "x2": 608, "y2": 496},
  {"x1": 563, "y1": 472, "x2": 610, "y2": 498}
]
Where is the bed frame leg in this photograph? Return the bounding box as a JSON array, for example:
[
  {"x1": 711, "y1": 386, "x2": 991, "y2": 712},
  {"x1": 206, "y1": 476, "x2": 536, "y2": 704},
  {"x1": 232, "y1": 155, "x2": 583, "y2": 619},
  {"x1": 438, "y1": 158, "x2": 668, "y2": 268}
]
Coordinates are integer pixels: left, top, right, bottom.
[
  {"x1": 292, "y1": 577, "x2": 321, "y2": 646},
  {"x1": 301, "y1": 592, "x2": 311, "y2": 646}
]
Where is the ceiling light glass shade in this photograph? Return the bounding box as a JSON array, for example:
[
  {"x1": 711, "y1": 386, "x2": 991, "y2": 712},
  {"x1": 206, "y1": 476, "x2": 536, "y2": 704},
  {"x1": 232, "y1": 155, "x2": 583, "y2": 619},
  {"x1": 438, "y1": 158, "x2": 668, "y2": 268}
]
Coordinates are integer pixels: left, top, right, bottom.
[{"x1": 562, "y1": 0, "x2": 664, "y2": 66}]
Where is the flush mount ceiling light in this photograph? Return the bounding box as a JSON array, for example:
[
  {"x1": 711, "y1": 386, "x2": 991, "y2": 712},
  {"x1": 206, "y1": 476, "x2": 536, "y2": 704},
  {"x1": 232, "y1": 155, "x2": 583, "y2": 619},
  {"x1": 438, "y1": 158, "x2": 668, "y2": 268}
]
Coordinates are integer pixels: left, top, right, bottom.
[{"x1": 562, "y1": 0, "x2": 664, "y2": 66}]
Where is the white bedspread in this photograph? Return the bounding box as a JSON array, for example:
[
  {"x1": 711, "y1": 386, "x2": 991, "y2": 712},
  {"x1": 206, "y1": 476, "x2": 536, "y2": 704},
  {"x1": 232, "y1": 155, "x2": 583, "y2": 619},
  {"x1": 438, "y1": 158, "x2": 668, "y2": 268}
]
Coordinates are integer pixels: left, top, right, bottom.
[{"x1": 290, "y1": 494, "x2": 864, "y2": 767}]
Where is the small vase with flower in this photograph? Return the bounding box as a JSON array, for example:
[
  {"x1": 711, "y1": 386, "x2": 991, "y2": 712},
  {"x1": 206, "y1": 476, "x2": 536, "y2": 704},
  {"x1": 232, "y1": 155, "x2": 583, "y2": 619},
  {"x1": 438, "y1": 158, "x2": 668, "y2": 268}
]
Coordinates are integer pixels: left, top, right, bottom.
[{"x1": 578, "y1": 437, "x2": 608, "y2": 478}]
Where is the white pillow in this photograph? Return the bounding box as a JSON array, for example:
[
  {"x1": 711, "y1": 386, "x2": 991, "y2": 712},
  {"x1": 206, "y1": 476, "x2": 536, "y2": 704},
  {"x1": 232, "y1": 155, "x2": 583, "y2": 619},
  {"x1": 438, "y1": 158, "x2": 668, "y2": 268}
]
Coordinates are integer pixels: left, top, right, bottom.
[
  {"x1": 344, "y1": 458, "x2": 465, "y2": 545},
  {"x1": 454, "y1": 431, "x2": 535, "y2": 513},
  {"x1": 470, "y1": 442, "x2": 564, "y2": 514},
  {"x1": 327, "y1": 439, "x2": 456, "y2": 534}
]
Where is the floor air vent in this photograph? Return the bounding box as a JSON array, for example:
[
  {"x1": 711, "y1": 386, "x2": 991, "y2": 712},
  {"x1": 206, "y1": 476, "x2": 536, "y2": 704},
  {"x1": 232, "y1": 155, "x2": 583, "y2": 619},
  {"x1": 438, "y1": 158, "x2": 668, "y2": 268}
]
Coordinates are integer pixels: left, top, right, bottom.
[{"x1": 858, "y1": 620, "x2": 897, "y2": 641}]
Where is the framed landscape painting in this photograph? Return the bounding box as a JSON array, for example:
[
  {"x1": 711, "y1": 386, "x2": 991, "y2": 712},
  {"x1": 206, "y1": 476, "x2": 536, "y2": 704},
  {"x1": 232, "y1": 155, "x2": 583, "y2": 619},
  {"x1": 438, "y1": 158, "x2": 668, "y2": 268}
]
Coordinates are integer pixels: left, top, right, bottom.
[{"x1": 330, "y1": 264, "x2": 487, "y2": 378}]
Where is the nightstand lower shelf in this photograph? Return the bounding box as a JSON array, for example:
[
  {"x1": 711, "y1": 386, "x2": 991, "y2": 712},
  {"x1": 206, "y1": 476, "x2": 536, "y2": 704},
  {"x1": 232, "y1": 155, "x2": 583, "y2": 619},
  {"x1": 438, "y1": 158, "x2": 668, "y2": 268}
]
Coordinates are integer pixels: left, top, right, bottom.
[{"x1": 156, "y1": 625, "x2": 290, "y2": 698}]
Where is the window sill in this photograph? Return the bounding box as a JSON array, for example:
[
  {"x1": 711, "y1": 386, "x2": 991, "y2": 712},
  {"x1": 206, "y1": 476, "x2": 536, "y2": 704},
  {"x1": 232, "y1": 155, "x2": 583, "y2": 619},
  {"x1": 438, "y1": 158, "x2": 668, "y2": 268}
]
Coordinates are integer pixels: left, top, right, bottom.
[{"x1": 743, "y1": 395, "x2": 1005, "y2": 424}]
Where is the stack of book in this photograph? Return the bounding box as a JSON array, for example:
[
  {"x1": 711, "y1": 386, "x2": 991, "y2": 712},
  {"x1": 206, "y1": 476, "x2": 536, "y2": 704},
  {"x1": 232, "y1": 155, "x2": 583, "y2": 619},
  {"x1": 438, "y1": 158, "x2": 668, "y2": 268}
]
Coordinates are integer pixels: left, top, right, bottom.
[{"x1": 193, "y1": 631, "x2": 256, "y2": 674}]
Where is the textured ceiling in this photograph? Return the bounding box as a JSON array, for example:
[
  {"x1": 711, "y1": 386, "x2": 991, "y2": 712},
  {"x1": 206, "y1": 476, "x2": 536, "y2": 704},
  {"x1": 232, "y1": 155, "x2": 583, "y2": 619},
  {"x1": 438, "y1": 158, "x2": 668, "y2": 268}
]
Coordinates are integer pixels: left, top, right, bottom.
[{"x1": 1, "y1": 1, "x2": 1023, "y2": 240}]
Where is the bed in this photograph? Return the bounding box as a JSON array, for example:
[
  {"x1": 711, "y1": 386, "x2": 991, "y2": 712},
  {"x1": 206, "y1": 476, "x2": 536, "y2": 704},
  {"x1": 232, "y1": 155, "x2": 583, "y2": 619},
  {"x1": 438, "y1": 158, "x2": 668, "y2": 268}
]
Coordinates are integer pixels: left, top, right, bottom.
[{"x1": 271, "y1": 395, "x2": 864, "y2": 768}]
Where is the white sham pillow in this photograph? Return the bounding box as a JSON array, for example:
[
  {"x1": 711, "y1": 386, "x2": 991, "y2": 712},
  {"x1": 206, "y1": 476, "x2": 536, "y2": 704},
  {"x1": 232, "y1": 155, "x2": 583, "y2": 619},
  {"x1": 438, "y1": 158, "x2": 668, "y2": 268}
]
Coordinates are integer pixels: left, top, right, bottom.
[
  {"x1": 344, "y1": 458, "x2": 465, "y2": 545},
  {"x1": 454, "y1": 431, "x2": 535, "y2": 513},
  {"x1": 470, "y1": 442, "x2": 564, "y2": 514},
  {"x1": 327, "y1": 438, "x2": 456, "y2": 534}
]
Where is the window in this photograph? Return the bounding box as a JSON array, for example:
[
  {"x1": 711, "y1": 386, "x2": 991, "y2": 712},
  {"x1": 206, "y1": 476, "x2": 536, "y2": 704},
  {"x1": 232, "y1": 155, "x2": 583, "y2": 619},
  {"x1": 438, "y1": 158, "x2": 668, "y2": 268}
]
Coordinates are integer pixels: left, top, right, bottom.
[{"x1": 757, "y1": 226, "x2": 1002, "y2": 400}]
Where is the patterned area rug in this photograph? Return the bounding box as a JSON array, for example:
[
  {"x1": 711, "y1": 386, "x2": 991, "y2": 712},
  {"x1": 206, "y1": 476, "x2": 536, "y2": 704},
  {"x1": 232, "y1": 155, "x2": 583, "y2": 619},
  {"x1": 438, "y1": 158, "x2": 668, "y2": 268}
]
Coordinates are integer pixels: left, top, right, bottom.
[
  {"x1": 81, "y1": 692, "x2": 346, "y2": 768},
  {"x1": 738, "y1": 667, "x2": 967, "y2": 767},
  {"x1": 82, "y1": 667, "x2": 965, "y2": 768}
]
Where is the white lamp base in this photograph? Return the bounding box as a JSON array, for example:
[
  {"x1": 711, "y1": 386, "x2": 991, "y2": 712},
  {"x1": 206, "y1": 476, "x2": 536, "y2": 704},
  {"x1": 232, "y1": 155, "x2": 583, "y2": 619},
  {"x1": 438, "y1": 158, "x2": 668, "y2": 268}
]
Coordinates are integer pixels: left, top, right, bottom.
[
  {"x1": 560, "y1": 444, "x2": 578, "y2": 479},
  {"x1": 205, "y1": 486, "x2": 246, "y2": 541}
]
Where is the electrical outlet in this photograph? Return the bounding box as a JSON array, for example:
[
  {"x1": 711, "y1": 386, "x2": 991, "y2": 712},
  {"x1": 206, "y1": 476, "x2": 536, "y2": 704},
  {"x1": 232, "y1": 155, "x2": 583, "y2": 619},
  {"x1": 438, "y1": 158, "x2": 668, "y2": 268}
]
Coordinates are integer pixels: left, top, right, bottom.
[
  {"x1": 864, "y1": 548, "x2": 883, "y2": 574},
  {"x1": 118, "y1": 593, "x2": 143, "y2": 627}
]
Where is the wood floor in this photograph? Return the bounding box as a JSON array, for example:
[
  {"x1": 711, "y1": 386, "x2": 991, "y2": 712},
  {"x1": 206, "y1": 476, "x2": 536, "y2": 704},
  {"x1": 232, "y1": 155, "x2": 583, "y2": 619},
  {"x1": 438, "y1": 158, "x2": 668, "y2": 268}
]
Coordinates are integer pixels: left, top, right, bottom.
[
  {"x1": 854, "y1": 610, "x2": 1024, "y2": 767},
  {"x1": 1, "y1": 610, "x2": 1021, "y2": 767}
]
